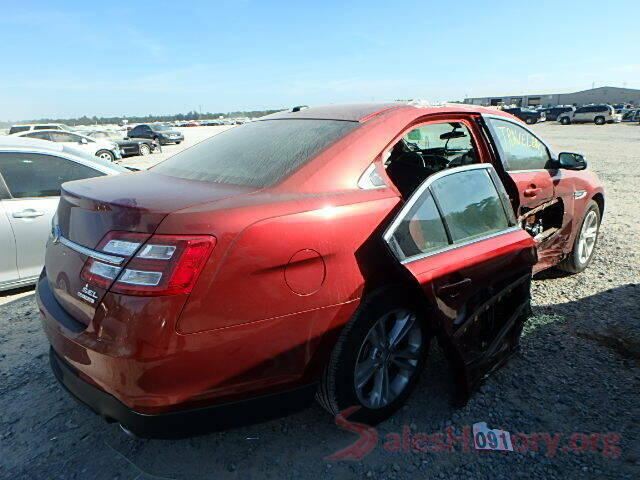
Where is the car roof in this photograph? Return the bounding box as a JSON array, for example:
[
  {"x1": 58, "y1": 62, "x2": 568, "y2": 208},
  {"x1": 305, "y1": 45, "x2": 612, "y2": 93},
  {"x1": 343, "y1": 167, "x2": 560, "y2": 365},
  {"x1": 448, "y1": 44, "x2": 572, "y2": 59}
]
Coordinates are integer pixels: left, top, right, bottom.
[
  {"x1": 0, "y1": 136, "x2": 127, "y2": 174},
  {"x1": 258, "y1": 101, "x2": 509, "y2": 123}
]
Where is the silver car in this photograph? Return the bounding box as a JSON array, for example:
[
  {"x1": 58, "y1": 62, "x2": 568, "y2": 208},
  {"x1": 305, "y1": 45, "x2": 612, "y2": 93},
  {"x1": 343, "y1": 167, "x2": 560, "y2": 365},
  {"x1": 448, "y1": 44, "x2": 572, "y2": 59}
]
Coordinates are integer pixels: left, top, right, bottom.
[
  {"x1": 558, "y1": 104, "x2": 622, "y2": 125},
  {"x1": 0, "y1": 137, "x2": 129, "y2": 292}
]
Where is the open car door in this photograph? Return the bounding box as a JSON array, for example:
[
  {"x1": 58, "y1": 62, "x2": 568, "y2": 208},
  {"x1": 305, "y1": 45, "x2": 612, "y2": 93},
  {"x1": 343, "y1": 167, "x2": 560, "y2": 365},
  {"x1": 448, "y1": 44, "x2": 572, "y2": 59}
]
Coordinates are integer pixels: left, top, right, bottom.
[{"x1": 383, "y1": 164, "x2": 537, "y2": 399}]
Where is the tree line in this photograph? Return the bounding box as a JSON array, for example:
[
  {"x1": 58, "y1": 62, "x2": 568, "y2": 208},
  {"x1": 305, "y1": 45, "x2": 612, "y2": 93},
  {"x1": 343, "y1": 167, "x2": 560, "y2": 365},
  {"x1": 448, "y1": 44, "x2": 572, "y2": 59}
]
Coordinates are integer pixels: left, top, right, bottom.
[{"x1": 0, "y1": 109, "x2": 283, "y2": 127}]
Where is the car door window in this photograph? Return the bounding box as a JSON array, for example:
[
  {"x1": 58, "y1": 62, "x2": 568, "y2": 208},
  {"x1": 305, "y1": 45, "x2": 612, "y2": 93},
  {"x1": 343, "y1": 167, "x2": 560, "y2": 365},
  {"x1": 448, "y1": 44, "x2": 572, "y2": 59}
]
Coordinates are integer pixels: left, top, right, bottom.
[
  {"x1": 386, "y1": 165, "x2": 515, "y2": 262},
  {"x1": 26, "y1": 131, "x2": 52, "y2": 141},
  {"x1": 0, "y1": 153, "x2": 104, "y2": 198},
  {"x1": 485, "y1": 118, "x2": 551, "y2": 171},
  {"x1": 430, "y1": 168, "x2": 511, "y2": 243},
  {"x1": 387, "y1": 190, "x2": 450, "y2": 259},
  {"x1": 49, "y1": 132, "x2": 80, "y2": 143}
]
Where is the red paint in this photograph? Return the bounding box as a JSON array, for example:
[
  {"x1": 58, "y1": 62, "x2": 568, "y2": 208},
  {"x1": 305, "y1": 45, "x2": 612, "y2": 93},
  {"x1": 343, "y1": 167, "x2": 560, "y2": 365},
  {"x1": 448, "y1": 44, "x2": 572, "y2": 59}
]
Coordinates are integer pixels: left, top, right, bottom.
[{"x1": 38, "y1": 103, "x2": 603, "y2": 417}]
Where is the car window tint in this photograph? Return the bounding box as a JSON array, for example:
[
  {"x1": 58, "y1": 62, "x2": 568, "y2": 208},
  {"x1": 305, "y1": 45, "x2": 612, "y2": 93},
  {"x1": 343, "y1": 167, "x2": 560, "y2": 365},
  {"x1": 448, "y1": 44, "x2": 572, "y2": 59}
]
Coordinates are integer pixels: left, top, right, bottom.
[
  {"x1": 431, "y1": 169, "x2": 510, "y2": 243},
  {"x1": 9, "y1": 126, "x2": 30, "y2": 134},
  {"x1": 389, "y1": 190, "x2": 449, "y2": 259},
  {"x1": 153, "y1": 119, "x2": 358, "y2": 187},
  {"x1": 0, "y1": 152, "x2": 104, "y2": 198},
  {"x1": 26, "y1": 131, "x2": 51, "y2": 140},
  {"x1": 50, "y1": 132, "x2": 80, "y2": 143},
  {"x1": 487, "y1": 118, "x2": 550, "y2": 170}
]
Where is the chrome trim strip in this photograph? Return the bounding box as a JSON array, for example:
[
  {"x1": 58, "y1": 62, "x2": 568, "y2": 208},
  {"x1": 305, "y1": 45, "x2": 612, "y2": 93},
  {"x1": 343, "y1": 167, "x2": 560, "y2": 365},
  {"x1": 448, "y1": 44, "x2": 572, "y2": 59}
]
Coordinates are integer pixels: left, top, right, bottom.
[
  {"x1": 58, "y1": 235, "x2": 124, "y2": 265},
  {"x1": 399, "y1": 226, "x2": 522, "y2": 264}
]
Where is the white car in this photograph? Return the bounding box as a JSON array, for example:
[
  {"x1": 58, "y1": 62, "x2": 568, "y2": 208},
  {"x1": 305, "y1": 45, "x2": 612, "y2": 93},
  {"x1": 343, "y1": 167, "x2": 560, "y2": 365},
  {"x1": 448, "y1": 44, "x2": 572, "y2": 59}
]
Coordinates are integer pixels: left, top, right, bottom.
[
  {"x1": 0, "y1": 137, "x2": 130, "y2": 292},
  {"x1": 8, "y1": 123, "x2": 70, "y2": 135},
  {"x1": 15, "y1": 129, "x2": 122, "y2": 162}
]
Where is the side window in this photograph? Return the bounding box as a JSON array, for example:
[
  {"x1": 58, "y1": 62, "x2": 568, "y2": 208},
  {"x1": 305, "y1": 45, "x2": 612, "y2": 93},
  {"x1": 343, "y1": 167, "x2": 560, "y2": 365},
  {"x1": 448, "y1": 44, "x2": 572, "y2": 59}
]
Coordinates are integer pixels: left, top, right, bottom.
[
  {"x1": 33, "y1": 126, "x2": 51, "y2": 130},
  {"x1": 386, "y1": 166, "x2": 514, "y2": 261},
  {"x1": 430, "y1": 169, "x2": 511, "y2": 244},
  {"x1": 26, "y1": 132, "x2": 51, "y2": 140},
  {"x1": 0, "y1": 153, "x2": 104, "y2": 198},
  {"x1": 486, "y1": 118, "x2": 551, "y2": 171},
  {"x1": 575, "y1": 107, "x2": 587, "y2": 113},
  {"x1": 49, "y1": 132, "x2": 80, "y2": 143},
  {"x1": 388, "y1": 190, "x2": 449, "y2": 258}
]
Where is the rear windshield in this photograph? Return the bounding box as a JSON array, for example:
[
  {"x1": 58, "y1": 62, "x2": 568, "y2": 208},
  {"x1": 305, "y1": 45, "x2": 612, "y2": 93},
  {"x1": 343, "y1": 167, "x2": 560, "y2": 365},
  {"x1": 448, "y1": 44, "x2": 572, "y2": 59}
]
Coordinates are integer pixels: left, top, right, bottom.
[{"x1": 152, "y1": 119, "x2": 358, "y2": 187}]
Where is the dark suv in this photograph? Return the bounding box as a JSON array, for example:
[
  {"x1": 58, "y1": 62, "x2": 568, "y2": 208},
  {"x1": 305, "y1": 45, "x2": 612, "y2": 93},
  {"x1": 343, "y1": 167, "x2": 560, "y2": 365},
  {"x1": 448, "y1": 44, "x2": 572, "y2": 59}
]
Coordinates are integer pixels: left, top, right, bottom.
[
  {"x1": 540, "y1": 106, "x2": 575, "y2": 121},
  {"x1": 503, "y1": 107, "x2": 545, "y2": 124},
  {"x1": 128, "y1": 124, "x2": 184, "y2": 145}
]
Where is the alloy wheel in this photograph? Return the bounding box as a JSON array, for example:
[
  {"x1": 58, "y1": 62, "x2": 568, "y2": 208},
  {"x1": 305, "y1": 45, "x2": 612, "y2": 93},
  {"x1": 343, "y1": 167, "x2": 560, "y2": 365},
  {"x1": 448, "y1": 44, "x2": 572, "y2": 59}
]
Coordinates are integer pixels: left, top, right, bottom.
[
  {"x1": 577, "y1": 210, "x2": 598, "y2": 264},
  {"x1": 354, "y1": 309, "x2": 422, "y2": 409}
]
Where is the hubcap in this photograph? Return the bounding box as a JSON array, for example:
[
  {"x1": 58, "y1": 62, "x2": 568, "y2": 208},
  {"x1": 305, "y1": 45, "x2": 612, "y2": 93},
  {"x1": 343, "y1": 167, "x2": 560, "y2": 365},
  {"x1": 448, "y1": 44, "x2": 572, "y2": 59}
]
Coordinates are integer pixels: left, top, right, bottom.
[
  {"x1": 577, "y1": 210, "x2": 598, "y2": 264},
  {"x1": 99, "y1": 152, "x2": 112, "y2": 160},
  {"x1": 354, "y1": 309, "x2": 422, "y2": 409}
]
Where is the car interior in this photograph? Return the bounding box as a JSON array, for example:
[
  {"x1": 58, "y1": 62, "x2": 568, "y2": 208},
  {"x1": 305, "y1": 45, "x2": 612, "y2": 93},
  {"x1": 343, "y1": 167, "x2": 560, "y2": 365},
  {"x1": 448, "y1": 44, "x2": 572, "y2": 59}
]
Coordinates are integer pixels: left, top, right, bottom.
[{"x1": 384, "y1": 122, "x2": 477, "y2": 198}]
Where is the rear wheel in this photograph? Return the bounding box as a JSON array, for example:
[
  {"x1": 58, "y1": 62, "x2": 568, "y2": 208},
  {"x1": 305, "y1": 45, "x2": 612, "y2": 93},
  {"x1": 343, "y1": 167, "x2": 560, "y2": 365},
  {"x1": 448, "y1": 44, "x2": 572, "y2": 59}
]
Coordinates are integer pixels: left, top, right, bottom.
[
  {"x1": 560, "y1": 117, "x2": 571, "y2": 125},
  {"x1": 594, "y1": 116, "x2": 605, "y2": 125},
  {"x1": 557, "y1": 200, "x2": 600, "y2": 273},
  {"x1": 96, "y1": 150, "x2": 115, "y2": 162},
  {"x1": 139, "y1": 143, "x2": 151, "y2": 156},
  {"x1": 317, "y1": 289, "x2": 430, "y2": 425}
]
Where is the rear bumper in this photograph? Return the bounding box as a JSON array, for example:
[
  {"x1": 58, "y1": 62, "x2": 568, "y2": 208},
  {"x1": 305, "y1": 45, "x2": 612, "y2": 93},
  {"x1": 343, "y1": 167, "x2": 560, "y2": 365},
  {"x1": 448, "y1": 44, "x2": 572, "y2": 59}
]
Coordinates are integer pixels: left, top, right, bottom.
[{"x1": 50, "y1": 347, "x2": 317, "y2": 438}]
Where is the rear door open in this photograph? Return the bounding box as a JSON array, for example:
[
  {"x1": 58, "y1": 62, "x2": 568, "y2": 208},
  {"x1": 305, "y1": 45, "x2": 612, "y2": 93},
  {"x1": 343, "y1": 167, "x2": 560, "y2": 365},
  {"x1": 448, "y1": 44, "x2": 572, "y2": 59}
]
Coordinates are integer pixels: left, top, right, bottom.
[{"x1": 383, "y1": 164, "x2": 537, "y2": 398}]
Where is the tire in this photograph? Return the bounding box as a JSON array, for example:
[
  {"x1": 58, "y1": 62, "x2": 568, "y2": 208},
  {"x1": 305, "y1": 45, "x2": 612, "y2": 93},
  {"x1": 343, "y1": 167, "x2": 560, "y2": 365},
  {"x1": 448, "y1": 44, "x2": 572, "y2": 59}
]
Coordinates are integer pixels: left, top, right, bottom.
[
  {"x1": 560, "y1": 117, "x2": 571, "y2": 125},
  {"x1": 594, "y1": 116, "x2": 605, "y2": 125},
  {"x1": 557, "y1": 200, "x2": 600, "y2": 274},
  {"x1": 139, "y1": 143, "x2": 151, "y2": 156},
  {"x1": 525, "y1": 117, "x2": 535, "y2": 124},
  {"x1": 96, "y1": 150, "x2": 115, "y2": 162},
  {"x1": 317, "y1": 288, "x2": 431, "y2": 425}
]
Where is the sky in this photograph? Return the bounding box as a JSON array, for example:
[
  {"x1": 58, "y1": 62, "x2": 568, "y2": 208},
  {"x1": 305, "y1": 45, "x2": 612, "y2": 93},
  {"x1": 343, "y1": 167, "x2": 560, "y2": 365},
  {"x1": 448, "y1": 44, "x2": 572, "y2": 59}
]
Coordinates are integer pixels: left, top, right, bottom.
[{"x1": 1, "y1": 0, "x2": 639, "y2": 120}]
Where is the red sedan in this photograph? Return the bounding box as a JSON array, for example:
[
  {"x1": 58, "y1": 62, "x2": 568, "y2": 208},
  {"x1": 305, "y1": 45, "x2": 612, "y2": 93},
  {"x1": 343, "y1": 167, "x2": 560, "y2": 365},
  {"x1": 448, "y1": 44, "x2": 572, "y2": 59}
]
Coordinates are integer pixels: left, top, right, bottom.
[{"x1": 37, "y1": 103, "x2": 604, "y2": 436}]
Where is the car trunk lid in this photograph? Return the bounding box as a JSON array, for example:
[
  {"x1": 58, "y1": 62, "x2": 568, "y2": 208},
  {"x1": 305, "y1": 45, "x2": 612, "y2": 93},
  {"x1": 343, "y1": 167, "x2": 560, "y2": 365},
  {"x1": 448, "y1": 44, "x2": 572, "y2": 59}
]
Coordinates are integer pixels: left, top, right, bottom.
[{"x1": 45, "y1": 171, "x2": 255, "y2": 326}]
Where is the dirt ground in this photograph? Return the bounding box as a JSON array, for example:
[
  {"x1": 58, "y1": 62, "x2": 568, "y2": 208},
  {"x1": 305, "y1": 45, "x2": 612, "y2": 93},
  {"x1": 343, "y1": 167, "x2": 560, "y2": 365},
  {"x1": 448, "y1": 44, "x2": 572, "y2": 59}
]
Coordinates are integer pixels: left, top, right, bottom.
[{"x1": 1, "y1": 122, "x2": 639, "y2": 480}]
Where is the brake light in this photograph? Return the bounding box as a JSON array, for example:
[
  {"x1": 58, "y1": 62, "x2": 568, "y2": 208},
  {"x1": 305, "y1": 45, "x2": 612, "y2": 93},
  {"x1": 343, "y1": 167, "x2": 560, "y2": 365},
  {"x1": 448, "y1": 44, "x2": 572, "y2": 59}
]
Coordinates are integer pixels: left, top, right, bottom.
[
  {"x1": 111, "y1": 234, "x2": 215, "y2": 296},
  {"x1": 81, "y1": 232, "x2": 215, "y2": 296}
]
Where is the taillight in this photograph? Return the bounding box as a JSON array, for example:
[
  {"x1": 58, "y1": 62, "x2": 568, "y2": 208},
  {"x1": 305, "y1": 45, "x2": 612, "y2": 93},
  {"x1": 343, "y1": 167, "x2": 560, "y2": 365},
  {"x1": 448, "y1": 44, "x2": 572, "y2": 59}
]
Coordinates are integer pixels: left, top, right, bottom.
[{"x1": 81, "y1": 232, "x2": 216, "y2": 296}]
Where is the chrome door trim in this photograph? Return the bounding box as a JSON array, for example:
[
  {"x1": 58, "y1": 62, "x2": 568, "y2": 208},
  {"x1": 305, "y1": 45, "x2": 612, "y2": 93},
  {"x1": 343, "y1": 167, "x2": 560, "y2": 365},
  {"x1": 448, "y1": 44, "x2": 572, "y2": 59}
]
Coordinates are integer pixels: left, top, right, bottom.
[{"x1": 55, "y1": 231, "x2": 124, "y2": 265}]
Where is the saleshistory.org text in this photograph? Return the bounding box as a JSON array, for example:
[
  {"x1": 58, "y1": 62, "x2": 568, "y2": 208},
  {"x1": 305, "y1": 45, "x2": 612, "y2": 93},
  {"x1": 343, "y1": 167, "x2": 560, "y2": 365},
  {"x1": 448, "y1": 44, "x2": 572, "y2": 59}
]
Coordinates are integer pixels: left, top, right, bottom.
[{"x1": 327, "y1": 407, "x2": 622, "y2": 460}]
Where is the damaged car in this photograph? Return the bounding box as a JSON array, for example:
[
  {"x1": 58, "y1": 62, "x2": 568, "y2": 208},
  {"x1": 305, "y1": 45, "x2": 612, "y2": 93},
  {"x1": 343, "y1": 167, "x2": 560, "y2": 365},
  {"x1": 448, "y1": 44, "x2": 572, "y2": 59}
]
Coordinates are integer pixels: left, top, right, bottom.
[{"x1": 37, "y1": 103, "x2": 604, "y2": 436}]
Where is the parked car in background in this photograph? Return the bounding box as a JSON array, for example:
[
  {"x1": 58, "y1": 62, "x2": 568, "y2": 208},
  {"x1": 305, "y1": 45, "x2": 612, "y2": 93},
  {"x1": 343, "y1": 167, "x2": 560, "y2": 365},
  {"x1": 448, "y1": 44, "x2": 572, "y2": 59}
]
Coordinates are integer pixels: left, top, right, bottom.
[
  {"x1": 127, "y1": 124, "x2": 184, "y2": 144},
  {"x1": 503, "y1": 107, "x2": 546, "y2": 124},
  {"x1": 0, "y1": 137, "x2": 128, "y2": 292},
  {"x1": 621, "y1": 109, "x2": 640, "y2": 122},
  {"x1": 558, "y1": 105, "x2": 621, "y2": 125},
  {"x1": 539, "y1": 106, "x2": 575, "y2": 121},
  {"x1": 9, "y1": 123, "x2": 71, "y2": 135},
  {"x1": 16, "y1": 130, "x2": 122, "y2": 162},
  {"x1": 37, "y1": 102, "x2": 604, "y2": 436},
  {"x1": 87, "y1": 130, "x2": 160, "y2": 157}
]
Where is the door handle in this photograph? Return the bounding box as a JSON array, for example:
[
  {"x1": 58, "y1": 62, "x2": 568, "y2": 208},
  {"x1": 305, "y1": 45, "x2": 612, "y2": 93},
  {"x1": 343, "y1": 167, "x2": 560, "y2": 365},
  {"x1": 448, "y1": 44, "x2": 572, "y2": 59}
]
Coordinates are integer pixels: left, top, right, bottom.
[
  {"x1": 12, "y1": 209, "x2": 45, "y2": 219},
  {"x1": 523, "y1": 187, "x2": 541, "y2": 197},
  {"x1": 438, "y1": 278, "x2": 472, "y2": 296}
]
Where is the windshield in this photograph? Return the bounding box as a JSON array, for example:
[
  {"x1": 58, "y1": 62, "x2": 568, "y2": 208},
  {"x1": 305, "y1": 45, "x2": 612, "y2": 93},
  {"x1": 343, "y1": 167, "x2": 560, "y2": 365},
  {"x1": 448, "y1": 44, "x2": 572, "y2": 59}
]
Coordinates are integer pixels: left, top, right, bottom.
[{"x1": 152, "y1": 119, "x2": 357, "y2": 187}]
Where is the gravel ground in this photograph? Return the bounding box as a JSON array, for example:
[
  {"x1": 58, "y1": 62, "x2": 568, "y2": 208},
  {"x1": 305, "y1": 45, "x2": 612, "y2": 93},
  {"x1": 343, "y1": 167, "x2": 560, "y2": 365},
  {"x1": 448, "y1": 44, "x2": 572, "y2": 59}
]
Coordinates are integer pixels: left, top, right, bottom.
[{"x1": 1, "y1": 122, "x2": 639, "y2": 479}]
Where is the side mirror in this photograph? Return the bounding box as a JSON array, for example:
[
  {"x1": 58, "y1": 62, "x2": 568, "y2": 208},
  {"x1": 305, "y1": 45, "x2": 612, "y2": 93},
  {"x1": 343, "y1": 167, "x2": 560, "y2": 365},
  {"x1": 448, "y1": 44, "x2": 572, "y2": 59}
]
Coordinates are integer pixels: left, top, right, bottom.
[
  {"x1": 79, "y1": 137, "x2": 88, "y2": 145},
  {"x1": 558, "y1": 152, "x2": 587, "y2": 170}
]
